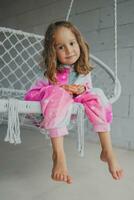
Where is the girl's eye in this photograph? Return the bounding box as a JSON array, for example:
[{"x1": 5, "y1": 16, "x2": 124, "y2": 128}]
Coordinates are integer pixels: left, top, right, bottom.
[
  {"x1": 70, "y1": 42, "x2": 75, "y2": 46},
  {"x1": 58, "y1": 46, "x2": 64, "y2": 50}
]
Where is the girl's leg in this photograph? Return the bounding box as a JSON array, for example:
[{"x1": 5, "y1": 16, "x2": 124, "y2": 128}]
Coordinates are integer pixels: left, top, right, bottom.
[
  {"x1": 98, "y1": 132, "x2": 123, "y2": 180},
  {"x1": 50, "y1": 136, "x2": 72, "y2": 184}
]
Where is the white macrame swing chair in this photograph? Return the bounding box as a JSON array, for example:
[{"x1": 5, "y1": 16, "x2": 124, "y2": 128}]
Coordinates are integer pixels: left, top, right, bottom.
[{"x1": 0, "y1": 0, "x2": 121, "y2": 156}]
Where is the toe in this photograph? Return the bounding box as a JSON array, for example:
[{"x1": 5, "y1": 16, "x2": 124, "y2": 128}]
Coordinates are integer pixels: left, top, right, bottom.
[
  {"x1": 56, "y1": 173, "x2": 61, "y2": 181},
  {"x1": 63, "y1": 175, "x2": 68, "y2": 182},
  {"x1": 67, "y1": 176, "x2": 73, "y2": 184},
  {"x1": 110, "y1": 169, "x2": 119, "y2": 180},
  {"x1": 117, "y1": 169, "x2": 123, "y2": 179},
  {"x1": 111, "y1": 169, "x2": 123, "y2": 180},
  {"x1": 59, "y1": 174, "x2": 64, "y2": 181}
]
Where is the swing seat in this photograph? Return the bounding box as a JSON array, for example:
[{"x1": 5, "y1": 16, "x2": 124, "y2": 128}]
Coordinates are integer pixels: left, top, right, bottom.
[{"x1": 0, "y1": 27, "x2": 121, "y2": 156}]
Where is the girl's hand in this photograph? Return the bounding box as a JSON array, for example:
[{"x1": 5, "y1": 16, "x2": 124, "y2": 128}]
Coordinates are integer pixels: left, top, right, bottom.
[
  {"x1": 61, "y1": 84, "x2": 85, "y2": 95},
  {"x1": 61, "y1": 84, "x2": 74, "y2": 95},
  {"x1": 74, "y1": 85, "x2": 85, "y2": 95}
]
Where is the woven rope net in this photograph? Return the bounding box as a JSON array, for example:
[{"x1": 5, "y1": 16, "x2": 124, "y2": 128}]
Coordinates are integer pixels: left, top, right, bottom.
[{"x1": 0, "y1": 27, "x2": 116, "y2": 100}]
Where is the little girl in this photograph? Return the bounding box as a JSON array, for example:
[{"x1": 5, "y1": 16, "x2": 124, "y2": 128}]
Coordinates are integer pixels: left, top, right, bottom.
[{"x1": 24, "y1": 21, "x2": 123, "y2": 184}]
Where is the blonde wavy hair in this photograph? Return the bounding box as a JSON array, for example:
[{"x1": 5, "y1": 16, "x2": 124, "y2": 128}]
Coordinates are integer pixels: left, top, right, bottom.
[{"x1": 41, "y1": 21, "x2": 93, "y2": 84}]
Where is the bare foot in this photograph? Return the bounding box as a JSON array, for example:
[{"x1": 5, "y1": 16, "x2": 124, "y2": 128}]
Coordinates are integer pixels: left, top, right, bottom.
[
  {"x1": 100, "y1": 150, "x2": 123, "y2": 180},
  {"x1": 51, "y1": 151, "x2": 73, "y2": 184}
]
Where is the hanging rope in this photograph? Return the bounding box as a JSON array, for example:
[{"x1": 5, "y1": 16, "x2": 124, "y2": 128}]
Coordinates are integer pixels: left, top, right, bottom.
[
  {"x1": 65, "y1": 0, "x2": 74, "y2": 21},
  {"x1": 114, "y1": 0, "x2": 119, "y2": 95},
  {"x1": 4, "y1": 99, "x2": 21, "y2": 144}
]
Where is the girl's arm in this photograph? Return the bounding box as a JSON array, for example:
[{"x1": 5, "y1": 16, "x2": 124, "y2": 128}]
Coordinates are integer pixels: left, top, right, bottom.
[{"x1": 24, "y1": 78, "x2": 49, "y2": 101}]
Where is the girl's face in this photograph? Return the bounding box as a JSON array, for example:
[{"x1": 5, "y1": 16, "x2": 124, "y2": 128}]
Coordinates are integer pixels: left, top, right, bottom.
[{"x1": 54, "y1": 27, "x2": 80, "y2": 65}]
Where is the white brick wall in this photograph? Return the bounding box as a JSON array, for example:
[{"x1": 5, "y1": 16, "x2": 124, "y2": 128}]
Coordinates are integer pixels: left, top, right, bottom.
[
  {"x1": 71, "y1": 9, "x2": 100, "y2": 32},
  {"x1": 131, "y1": 48, "x2": 134, "y2": 71},
  {"x1": 0, "y1": 0, "x2": 134, "y2": 150},
  {"x1": 130, "y1": 95, "x2": 134, "y2": 118},
  {"x1": 118, "y1": 1, "x2": 134, "y2": 25},
  {"x1": 119, "y1": 71, "x2": 134, "y2": 95}
]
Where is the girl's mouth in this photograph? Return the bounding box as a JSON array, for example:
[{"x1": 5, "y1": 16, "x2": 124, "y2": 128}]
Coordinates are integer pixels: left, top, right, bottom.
[{"x1": 66, "y1": 55, "x2": 75, "y2": 59}]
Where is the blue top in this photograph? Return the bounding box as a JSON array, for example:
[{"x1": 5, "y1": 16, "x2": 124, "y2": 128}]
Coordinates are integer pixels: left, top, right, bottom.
[{"x1": 63, "y1": 65, "x2": 78, "y2": 84}]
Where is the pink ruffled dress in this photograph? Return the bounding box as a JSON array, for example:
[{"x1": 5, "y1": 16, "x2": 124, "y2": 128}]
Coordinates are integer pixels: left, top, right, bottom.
[{"x1": 24, "y1": 66, "x2": 113, "y2": 137}]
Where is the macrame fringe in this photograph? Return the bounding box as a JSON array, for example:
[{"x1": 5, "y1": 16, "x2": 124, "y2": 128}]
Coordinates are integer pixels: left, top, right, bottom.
[{"x1": 4, "y1": 98, "x2": 21, "y2": 144}]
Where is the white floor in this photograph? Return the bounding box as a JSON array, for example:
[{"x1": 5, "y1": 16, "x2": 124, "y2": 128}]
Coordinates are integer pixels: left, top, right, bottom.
[{"x1": 0, "y1": 125, "x2": 134, "y2": 200}]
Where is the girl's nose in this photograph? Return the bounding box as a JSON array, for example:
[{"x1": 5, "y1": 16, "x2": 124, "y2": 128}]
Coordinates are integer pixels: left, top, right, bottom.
[{"x1": 65, "y1": 46, "x2": 72, "y2": 54}]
